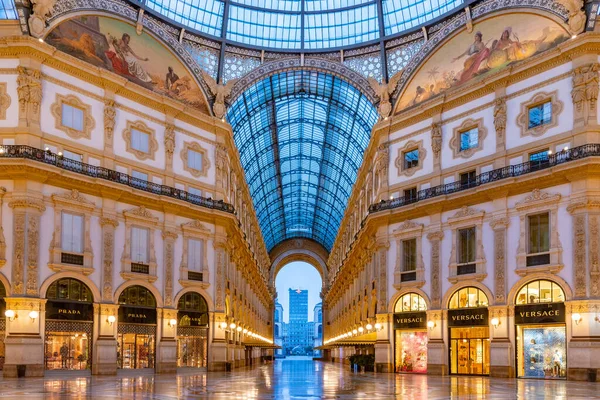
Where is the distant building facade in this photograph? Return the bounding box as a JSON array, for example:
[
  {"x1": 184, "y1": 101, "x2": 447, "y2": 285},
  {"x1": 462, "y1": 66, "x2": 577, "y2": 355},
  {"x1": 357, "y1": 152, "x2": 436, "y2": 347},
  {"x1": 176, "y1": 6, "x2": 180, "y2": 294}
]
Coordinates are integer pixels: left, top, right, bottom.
[
  {"x1": 313, "y1": 303, "x2": 323, "y2": 356},
  {"x1": 274, "y1": 301, "x2": 285, "y2": 356},
  {"x1": 286, "y1": 289, "x2": 313, "y2": 354}
]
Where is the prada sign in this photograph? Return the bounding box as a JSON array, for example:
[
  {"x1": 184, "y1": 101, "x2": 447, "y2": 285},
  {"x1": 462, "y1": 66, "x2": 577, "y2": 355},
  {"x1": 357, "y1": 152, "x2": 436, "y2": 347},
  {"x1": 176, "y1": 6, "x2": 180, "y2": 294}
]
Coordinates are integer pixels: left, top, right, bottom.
[
  {"x1": 178, "y1": 311, "x2": 209, "y2": 327},
  {"x1": 515, "y1": 303, "x2": 565, "y2": 325},
  {"x1": 448, "y1": 308, "x2": 489, "y2": 327},
  {"x1": 119, "y1": 306, "x2": 157, "y2": 324},
  {"x1": 46, "y1": 301, "x2": 93, "y2": 321},
  {"x1": 393, "y1": 312, "x2": 427, "y2": 329}
]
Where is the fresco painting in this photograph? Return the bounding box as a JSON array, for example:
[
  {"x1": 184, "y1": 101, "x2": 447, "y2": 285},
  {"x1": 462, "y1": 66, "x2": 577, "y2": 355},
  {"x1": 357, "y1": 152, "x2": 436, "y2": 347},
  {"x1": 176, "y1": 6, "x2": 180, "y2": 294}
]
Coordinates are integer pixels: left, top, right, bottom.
[
  {"x1": 397, "y1": 14, "x2": 569, "y2": 111},
  {"x1": 46, "y1": 16, "x2": 207, "y2": 111}
]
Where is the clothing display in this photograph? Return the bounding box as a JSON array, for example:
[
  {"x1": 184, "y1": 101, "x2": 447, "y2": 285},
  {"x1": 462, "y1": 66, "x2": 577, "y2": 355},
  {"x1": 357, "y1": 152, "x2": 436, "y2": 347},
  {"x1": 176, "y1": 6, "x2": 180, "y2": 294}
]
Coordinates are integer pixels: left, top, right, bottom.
[
  {"x1": 395, "y1": 331, "x2": 427, "y2": 373},
  {"x1": 519, "y1": 326, "x2": 566, "y2": 379}
]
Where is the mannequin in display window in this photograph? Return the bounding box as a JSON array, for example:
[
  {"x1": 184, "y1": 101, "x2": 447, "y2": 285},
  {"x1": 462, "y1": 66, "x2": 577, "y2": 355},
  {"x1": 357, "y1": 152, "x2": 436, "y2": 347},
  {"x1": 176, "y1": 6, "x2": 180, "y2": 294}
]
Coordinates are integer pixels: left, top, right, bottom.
[
  {"x1": 552, "y1": 349, "x2": 562, "y2": 377},
  {"x1": 60, "y1": 342, "x2": 69, "y2": 368}
]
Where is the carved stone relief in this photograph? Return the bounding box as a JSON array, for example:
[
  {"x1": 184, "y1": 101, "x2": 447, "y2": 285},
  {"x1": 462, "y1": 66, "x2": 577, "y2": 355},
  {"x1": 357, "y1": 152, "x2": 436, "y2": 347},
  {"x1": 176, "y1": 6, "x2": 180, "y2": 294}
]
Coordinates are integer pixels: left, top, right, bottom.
[
  {"x1": 100, "y1": 217, "x2": 118, "y2": 301},
  {"x1": 572, "y1": 63, "x2": 599, "y2": 126},
  {"x1": 573, "y1": 213, "x2": 587, "y2": 298},
  {"x1": 427, "y1": 231, "x2": 443, "y2": 308},
  {"x1": 590, "y1": 215, "x2": 600, "y2": 297},
  {"x1": 17, "y1": 66, "x2": 42, "y2": 122},
  {"x1": 103, "y1": 99, "x2": 116, "y2": 149},
  {"x1": 493, "y1": 97, "x2": 506, "y2": 149},
  {"x1": 490, "y1": 217, "x2": 509, "y2": 304},
  {"x1": 162, "y1": 230, "x2": 177, "y2": 307}
]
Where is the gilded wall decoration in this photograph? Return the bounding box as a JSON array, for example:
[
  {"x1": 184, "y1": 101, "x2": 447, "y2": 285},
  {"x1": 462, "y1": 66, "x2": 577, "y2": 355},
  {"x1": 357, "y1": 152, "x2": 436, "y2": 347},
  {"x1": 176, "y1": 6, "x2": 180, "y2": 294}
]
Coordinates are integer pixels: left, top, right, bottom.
[
  {"x1": 0, "y1": 187, "x2": 6, "y2": 268},
  {"x1": 590, "y1": 215, "x2": 600, "y2": 297},
  {"x1": 490, "y1": 217, "x2": 509, "y2": 304},
  {"x1": 17, "y1": 66, "x2": 42, "y2": 119},
  {"x1": 516, "y1": 90, "x2": 563, "y2": 137},
  {"x1": 103, "y1": 99, "x2": 116, "y2": 148},
  {"x1": 573, "y1": 213, "x2": 587, "y2": 298},
  {"x1": 202, "y1": 71, "x2": 237, "y2": 119},
  {"x1": 427, "y1": 230, "x2": 444, "y2": 308},
  {"x1": 46, "y1": 16, "x2": 209, "y2": 112},
  {"x1": 164, "y1": 124, "x2": 175, "y2": 168},
  {"x1": 571, "y1": 63, "x2": 599, "y2": 126},
  {"x1": 11, "y1": 212, "x2": 25, "y2": 295},
  {"x1": 368, "y1": 73, "x2": 402, "y2": 119},
  {"x1": 0, "y1": 83, "x2": 11, "y2": 120},
  {"x1": 100, "y1": 217, "x2": 118, "y2": 301},
  {"x1": 50, "y1": 93, "x2": 96, "y2": 140},
  {"x1": 396, "y1": 13, "x2": 569, "y2": 110},
  {"x1": 26, "y1": 214, "x2": 40, "y2": 296},
  {"x1": 430, "y1": 122, "x2": 442, "y2": 164},
  {"x1": 493, "y1": 97, "x2": 506, "y2": 146},
  {"x1": 162, "y1": 229, "x2": 177, "y2": 307}
]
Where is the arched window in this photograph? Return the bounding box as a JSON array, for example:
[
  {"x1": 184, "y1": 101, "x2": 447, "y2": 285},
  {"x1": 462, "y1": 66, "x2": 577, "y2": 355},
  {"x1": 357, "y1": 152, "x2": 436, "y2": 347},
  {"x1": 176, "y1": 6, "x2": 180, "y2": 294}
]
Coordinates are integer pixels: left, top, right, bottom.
[
  {"x1": 449, "y1": 287, "x2": 488, "y2": 309},
  {"x1": 516, "y1": 280, "x2": 565, "y2": 305},
  {"x1": 394, "y1": 293, "x2": 427, "y2": 312},
  {"x1": 47, "y1": 278, "x2": 92, "y2": 302},
  {"x1": 274, "y1": 325, "x2": 280, "y2": 337},
  {"x1": 118, "y1": 285, "x2": 156, "y2": 307},
  {"x1": 0, "y1": 281, "x2": 5, "y2": 298},
  {"x1": 317, "y1": 324, "x2": 322, "y2": 336},
  {"x1": 177, "y1": 292, "x2": 208, "y2": 312}
]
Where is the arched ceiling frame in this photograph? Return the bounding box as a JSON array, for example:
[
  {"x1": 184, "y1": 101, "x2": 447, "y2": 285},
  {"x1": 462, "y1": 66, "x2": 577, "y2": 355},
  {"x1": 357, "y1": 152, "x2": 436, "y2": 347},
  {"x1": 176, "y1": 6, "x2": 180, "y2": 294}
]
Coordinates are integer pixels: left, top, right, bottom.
[{"x1": 227, "y1": 69, "x2": 378, "y2": 252}]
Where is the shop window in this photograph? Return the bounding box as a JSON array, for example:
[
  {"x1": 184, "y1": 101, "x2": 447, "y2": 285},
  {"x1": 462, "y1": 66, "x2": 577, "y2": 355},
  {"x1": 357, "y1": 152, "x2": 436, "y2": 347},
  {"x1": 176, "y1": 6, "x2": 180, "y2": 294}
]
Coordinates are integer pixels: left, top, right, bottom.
[
  {"x1": 449, "y1": 287, "x2": 488, "y2": 309},
  {"x1": 528, "y1": 101, "x2": 552, "y2": 129},
  {"x1": 394, "y1": 293, "x2": 427, "y2": 312},
  {"x1": 457, "y1": 227, "x2": 476, "y2": 275},
  {"x1": 515, "y1": 280, "x2": 565, "y2": 305},
  {"x1": 527, "y1": 213, "x2": 550, "y2": 267}
]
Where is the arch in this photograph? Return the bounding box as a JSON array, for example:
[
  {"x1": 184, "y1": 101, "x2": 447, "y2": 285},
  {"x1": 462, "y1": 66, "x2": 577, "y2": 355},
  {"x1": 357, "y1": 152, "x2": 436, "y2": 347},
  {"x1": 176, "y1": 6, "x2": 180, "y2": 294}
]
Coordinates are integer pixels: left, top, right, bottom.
[
  {"x1": 391, "y1": 7, "x2": 572, "y2": 112},
  {"x1": 442, "y1": 281, "x2": 494, "y2": 310},
  {"x1": 174, "y1": 287, "x2": 214, "y2": 312},
  {"x1": 114, "y1": 280, "x2": 163, "y2": 308},
  {"x1": 0, "y1": 272, "x2": 10, "y2": 297},
  {"x1": 507, "y1": 273, "x2": 573, "y2": 306},
  {"x1": 388, "y1": 288, "x2": 432, "y2": 313},
  {"x1": 228, "y1": 58, "x2": 378, "y2": 106},
  {"x1": 40, "y1": 272, "x2": 101, "y2": 303},
  {"x1": 393, "y1": 292, "x2": 428, "y2": 313},
  {"x1": 270, "y1": 238, "x2": 329, "y2": 288},
  {"x1": 41, "y1": 10, "x2": 212, "y2": 115},
  {"x1": 177, "y1": 291, "x2": 209, "y2": 312}
]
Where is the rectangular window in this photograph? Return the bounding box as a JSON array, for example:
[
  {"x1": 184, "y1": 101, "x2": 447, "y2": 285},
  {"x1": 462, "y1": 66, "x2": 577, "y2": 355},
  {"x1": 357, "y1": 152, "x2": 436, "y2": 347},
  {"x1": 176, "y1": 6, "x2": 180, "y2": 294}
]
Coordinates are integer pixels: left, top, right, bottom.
[
  {"x1": 187, "y1": 149, "x2": 203, "y2": 171},
  {"x1": 131, "y1": 170, "x2": 148, "y2": 182},
  {"x1": 460, "y1": 170, "x2": 477, "y2": 188},
  {"x1": 188, "y1": 187, "x2": 202, "y2": 197},
  {"x1": 62, "y1": 150, "x2": 82, "y2": 161},
  {"x1": 61, "y1": 103, "x2": 84, "y2": 131},
  {"x1": 61, "y1": 212, "x2": 83, "y2": 253},
  {"x1": 459, "y1": 128, "x2": 478, "y2": 151},
  {"x1": 404, "y1": 187, "x2": 417, "y2": 202},
  {"x1": 403, "y1": 149, "x2": 419, "y2": 170},
  {"x1": 188, "y1": 238, "x2": 204, "y2": 271},
  {"x1": 528, "y1": 213, "x2": 550, "y2": 254},
  {"x1": 131, "y1": 129, "x2": 150, "y2": 153},
  {"x1": 131, "y1": 226, "x2": 149, "y2": 264},
  {"x1": 458, "y1": 227, "x2": 476, "y2": 264},
  {"x1": 528, "y1": 101, "x2": 552, "y2": 129},
  {"x1": 529, "y1": 149, "x2": 550, "y2": 163},
  {"x1": 402, "y1": 239, "x2": 416, "y2": 272}
]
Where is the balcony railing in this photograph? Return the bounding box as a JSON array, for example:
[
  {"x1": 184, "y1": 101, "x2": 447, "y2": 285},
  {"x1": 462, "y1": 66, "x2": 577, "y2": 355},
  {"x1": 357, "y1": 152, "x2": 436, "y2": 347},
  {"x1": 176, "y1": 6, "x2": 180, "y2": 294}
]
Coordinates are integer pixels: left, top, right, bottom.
[
  {"x1": 370, "y1": 144, "x2": 600, "y2": 213},
  {"x1": 0, "y1": 146, "x2": 235, "y2": 214},
  {"x1": 131, "y1": 263, "x2": 150, "y2": 274}
]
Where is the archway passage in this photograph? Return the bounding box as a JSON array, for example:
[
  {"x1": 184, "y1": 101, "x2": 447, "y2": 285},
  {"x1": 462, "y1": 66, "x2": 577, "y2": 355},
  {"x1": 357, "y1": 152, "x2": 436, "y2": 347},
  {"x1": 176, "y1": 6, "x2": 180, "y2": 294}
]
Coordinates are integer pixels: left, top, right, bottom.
[
  {"x1": 227, "y1": 69, "x2": 378, "y2": 252},
  {"x1": 274, "y1": 262, "x2": 323, "y2": 357}
]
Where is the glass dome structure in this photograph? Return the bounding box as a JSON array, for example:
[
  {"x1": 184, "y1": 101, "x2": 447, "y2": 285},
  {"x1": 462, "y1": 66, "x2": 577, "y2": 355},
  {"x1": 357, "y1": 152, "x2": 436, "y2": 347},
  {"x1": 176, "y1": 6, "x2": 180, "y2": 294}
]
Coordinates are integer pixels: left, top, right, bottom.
[{"x1": 144, "y1": 0, "x2": 463, "y2": 50}]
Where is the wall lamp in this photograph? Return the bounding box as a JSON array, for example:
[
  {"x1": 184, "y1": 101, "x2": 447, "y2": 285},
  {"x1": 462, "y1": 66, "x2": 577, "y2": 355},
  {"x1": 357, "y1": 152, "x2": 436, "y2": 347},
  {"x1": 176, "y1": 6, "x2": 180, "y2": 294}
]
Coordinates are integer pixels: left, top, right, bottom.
[
  {"x1": 572, "y1": 313, "x2": 582, "y2": 325},
  {"x1": 366, "y1": 323, "x2": 373, "y2": 331},
  {"x1": 168, "y1": 318, "x2": 177, "y2": 328},
  {"x1": 491, "y1": 318, "x2": 501, "y2": 329},
  {"x1": 229, "y1": 323, "x2": 237, "y2": 330},
  {"x1": 427, "y1": 320, "x2": 436, "y2": 331},
  {"x1": 106, "y1": 315, "x2": 116, "y2": 326},
  {"x1": 4, "y1": 310, "x2": 17, "y2": 322},
  {"x1": 374, "y1": 323, "x2": 382, "y2": 331},
  {"x1": 29, "y1": 310, "x2": 39, "y2": 322},
  {"x1": 220, "y1": 322, "x2": 228, "y2": 329},
  {"x1": 357, "y1": 326, "x2": 364, "y2": 334}
]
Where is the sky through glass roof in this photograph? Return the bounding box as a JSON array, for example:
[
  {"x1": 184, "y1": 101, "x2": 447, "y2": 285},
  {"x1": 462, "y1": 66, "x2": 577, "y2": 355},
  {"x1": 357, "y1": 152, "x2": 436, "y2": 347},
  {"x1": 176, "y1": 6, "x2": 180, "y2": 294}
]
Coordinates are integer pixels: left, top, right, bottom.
[{"x1": 227, "y1": 70, "x2": 378, "y2": 252}]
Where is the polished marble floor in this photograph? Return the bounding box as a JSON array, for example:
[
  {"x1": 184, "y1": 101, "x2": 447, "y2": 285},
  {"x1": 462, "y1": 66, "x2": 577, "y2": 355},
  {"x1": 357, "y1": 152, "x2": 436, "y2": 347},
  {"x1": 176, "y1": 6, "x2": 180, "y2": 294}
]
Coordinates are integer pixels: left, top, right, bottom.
[{"x1": 0, "y1": 358, "x2": 599, "y2": 399}]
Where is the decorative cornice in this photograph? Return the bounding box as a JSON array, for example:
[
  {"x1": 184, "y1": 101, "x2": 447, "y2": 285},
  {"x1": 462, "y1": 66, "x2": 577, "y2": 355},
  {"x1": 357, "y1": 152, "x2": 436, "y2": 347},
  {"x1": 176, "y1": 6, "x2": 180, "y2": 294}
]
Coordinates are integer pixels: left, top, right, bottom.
[
  {"x1": 515, "y1": 188, "x2": 561, "y2": 210},
  {"x1": 8, "y1": 197, "x2": 46, "y2": 212}
]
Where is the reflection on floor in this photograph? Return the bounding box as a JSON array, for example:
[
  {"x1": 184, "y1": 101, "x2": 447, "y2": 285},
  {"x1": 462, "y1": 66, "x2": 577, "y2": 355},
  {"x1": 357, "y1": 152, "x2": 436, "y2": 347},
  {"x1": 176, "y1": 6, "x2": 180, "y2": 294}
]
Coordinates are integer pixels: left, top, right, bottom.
[{"x1": 0, "y1": 358, "x2": 598, "y2": 399}]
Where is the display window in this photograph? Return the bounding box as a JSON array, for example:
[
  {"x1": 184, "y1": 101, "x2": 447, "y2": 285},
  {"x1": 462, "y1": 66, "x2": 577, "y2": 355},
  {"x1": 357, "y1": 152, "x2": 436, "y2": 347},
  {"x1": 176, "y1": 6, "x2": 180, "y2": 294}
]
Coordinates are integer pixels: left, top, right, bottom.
[
  {"x1": 393, "y1": 293, "x2": 428, "y2": 374},
  {"x1": 515, "y1": 280, "x2": 567, "y2": 379},
  {"x1": 44, "y1": 278, "x2": 94, "y2": 371},
  {"x1": 177, "y1": 292, "x2": 209, "y2": 368},
  {"x1": 0, "y1": 281, "x2": 6, "y2": 371},
  {"x1": 117, "y1": 285, "x2": 157, "y2": 370}
]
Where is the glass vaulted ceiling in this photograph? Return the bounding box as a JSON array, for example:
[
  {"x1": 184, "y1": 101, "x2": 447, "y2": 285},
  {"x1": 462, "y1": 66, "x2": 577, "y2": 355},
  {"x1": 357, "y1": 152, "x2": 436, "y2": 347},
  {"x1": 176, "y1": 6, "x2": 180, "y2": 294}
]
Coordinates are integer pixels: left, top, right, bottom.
[
  {"x1": 145, "y1": 0, "x2": 463, "y2": 50},
  {"x1": 227, "y1": 71, "x2": 378, "y2": 251}
]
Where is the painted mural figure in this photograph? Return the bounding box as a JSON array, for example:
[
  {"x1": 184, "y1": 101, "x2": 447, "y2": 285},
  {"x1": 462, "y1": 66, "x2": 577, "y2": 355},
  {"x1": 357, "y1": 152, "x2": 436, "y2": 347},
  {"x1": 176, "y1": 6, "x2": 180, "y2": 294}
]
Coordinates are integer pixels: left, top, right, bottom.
[
  {"x1": 452, "y1": 32, "x2": 491, "y2": 84},
  {"x1": 105, "y1": 33, "x2": 152, "y2": 86}
]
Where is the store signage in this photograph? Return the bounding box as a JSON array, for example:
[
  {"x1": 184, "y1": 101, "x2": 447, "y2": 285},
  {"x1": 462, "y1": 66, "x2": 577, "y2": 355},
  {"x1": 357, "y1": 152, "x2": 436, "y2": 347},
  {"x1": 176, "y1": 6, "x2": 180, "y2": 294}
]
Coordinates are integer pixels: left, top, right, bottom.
[
  {"x1": 118, "y1": 306, "x2": 157, "y2": 324},
  {"x1": 448, "y1": 308, "x2": 489, "y2": 327},
  {"x1": 46, "y1": 301, "x2": 93, "y2": 321},
  {"x1": 393, "y1": 312, "x2": 427, "y2": 329},
  {"x1": 177, "y1": 311, "x2": 209, "y2": 327},
  {"x1": 515, "y1": 303, "x2": 565, "y2": 325}
]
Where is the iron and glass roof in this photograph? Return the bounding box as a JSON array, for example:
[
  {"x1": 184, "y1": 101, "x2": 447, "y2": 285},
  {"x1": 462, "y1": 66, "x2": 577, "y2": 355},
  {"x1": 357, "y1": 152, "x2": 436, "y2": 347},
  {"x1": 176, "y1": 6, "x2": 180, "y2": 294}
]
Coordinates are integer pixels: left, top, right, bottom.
[
  {"x1": 227, "y1": 70, "x2": 378, "y2": 252},
  {"x1": 143, "y1": 0, "x2": 463, "y2": 50}
]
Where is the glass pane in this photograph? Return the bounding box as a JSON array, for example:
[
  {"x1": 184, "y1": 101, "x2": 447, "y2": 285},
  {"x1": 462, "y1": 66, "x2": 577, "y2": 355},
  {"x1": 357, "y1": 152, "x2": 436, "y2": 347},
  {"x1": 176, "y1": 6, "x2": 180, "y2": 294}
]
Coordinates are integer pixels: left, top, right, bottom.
[
  {"x1": 539, "y1": 280, "x2": 553, "y2": 303},
  {"x1": 459, "y1": 128, "x2": 478, "y2": 151},
  {"x1": 132, "y1": 129, "x2": 150, "y2": 153},
  {"x1": 528, "y1": 101, "x2": 553, "y2": 129},
  {"x1": 403, "y1": 149, "x2": 419, "y2": 169}
]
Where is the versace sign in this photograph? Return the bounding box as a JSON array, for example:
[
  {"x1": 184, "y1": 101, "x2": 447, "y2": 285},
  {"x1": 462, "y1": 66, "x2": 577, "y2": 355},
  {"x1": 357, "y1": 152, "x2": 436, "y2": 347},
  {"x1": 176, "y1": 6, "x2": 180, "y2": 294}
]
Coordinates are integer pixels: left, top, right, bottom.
[
  {"x1": 46, "y1": 301, "x2": 93, "y2": 321},
  {"x1": 393, "y1": 312, "x2": 427, "y2": 329},
  {"x1": 118, "y1": 306, "x2": 157, "y2": 324},
  {"x1": 515, "y1": 303, "x2": 565, "y2": 325},
  {"x1": 448, "y1": 308, "x2": 489, "y2": 327}
]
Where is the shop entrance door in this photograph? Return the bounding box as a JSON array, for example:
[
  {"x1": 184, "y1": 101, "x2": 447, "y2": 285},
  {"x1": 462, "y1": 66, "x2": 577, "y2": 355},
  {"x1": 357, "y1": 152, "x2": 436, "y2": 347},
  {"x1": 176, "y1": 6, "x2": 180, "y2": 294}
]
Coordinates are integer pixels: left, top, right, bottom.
[
  {"x1": 450, "y1": 327, "x2": 489, "y2": 375},
  {"x1": 118, "y1": 331, "x2": 155, "y2": 369}
]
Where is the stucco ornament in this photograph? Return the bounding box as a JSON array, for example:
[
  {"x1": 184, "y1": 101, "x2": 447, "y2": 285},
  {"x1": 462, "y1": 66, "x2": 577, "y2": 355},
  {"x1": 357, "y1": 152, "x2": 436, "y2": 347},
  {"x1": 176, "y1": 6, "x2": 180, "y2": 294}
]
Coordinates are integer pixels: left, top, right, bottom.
[
  {"x1": 557, "y1": 0, "x2": 586, "y2": 35},
  {"x1": 202, "y1": 72, "x2": 238, "y2": 119},
  {"x1": 368, "y1": 72, "x2": 402, "y2": 119},
  {"x1": 28, "y1": 0, "x2": 57, "y2": 38}
]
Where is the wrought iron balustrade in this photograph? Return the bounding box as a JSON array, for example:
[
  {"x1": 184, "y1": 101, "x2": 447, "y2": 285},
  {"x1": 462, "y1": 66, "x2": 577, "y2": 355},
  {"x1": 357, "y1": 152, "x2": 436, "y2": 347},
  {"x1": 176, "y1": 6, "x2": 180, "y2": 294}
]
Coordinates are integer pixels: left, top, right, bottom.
[
  {"x1": 370, "y1": 144, "x2": 600, "y2": 213},
  {"x1": 0, "y1": 145, "x2": 235, "y2": 214}
]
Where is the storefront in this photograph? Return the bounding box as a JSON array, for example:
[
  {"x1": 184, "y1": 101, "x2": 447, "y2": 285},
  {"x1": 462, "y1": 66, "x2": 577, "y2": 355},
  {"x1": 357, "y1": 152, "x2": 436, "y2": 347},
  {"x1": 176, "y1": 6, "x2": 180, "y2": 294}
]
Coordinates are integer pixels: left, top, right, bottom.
[
  {"x1": 176, "y1": 292, "x2": 209, "y2": 368},
  {"x1": 393, "y1": 293, "x2": 428, "y2": 373},
  {"x1": 448, "y1": 287, "x2": 490, "y2": 376},
  {"x1": 117, "y1": 285, "x2": 157, "y2": 370},
  {"x1": 0, "y1": 281, "x2": 5, "y2": 371},
  {"x1": 44, "y1": 278, "x2": 94, "y2": 371},
  {"x1": 515, "y1": 279, "x2": 566, "y2": 379}
]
